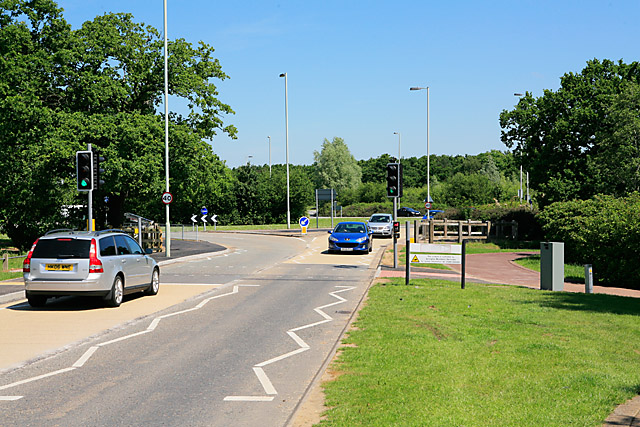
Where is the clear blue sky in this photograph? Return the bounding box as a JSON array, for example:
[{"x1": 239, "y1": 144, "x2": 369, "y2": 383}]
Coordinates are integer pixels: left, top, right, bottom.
[{"x1": 59, "y1": 0, "x2": 640, "y2": 168}]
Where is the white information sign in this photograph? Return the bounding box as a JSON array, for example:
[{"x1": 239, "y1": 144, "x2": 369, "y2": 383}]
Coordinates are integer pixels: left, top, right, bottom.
[
  {"x1": 411, "y1": 254, "x2": 461, "y2": 265},
  {"x1": 410, "y1": 243, "x2": 462, "y2": 254}
]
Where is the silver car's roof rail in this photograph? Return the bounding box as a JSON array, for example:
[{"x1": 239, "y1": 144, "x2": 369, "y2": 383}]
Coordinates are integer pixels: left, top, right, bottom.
[
  {"x1": 44, "y1": 228, "x2": 77, "y2": 236},
  {"x1": 95, "y1": 229, "x2": 126, "y2": 236}
]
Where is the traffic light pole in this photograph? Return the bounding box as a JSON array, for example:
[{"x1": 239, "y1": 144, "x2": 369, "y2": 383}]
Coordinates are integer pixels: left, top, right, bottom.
[
  {"x1": 87, "y1": 144, "x2": 93, "y2": 231},
  {"x1": 393, "y1": 197, "x2": 398, "y2": 268}
]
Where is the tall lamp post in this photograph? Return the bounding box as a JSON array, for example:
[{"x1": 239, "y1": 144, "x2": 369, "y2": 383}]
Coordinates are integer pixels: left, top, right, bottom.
[
  {"x1": 163, "y1": 0, "x2": 171, "y2": 257},
  {"x1": 267, "y1": 136, "x2": 272, "y2": 177},
  {"x1": 393, "y1": 131, "x2": 401, "y2": 163},
  {"x1": 410, "y1": 86, "x2": 430, "y2": 217},
  {"x1": 279, "y1": 73, "x2": 291, "y2": 229}
]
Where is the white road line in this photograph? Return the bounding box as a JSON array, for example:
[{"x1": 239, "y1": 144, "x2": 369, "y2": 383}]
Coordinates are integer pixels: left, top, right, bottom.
[
  {"x1": 0, "y1": 284, "x2": 259, "y2": 398},
  {"x1": 162, "y1": 283, "x2": 224, "y2": 287},
  {"x1": 0, "y1": 368, "x2": 75, "y2": 392},
  {"x1": 223, "y1": 396, "x2": 274, "y2": 402},
  {"x1": 72, "y1": 346, "x2": 99, "y2": 368},
  {"x1": 253, "y1": 367, "x2": 277, "y2": 395},
  {"x1": 225, "y1": 285, "x2": 355, "y2": 402}
]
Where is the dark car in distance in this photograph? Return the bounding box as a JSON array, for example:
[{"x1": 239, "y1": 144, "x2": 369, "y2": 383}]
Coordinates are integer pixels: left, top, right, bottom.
[{"x1": 397, "y1": 207, "x2": 421, "y2": 217}]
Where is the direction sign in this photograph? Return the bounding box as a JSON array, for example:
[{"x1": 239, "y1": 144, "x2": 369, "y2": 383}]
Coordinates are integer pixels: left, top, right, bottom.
[
  {"x1": 211, "y1": 214, "x2": 218, "y2": 223},
  {"x1": 201, "y1": 206, "x2": 208, "y2": 215},
  {"x1": 162, "y1": 192, "x2": 173, "y2": 205},
  {"x1": 190, "y1": 214, "x2": 197, "y2": 223},
  {"x1": 299, "y1": 216, "x2": 309, "y2": 227},
  {"x1": 201, "y1": 215, "x2": 208, "y2": 223}
]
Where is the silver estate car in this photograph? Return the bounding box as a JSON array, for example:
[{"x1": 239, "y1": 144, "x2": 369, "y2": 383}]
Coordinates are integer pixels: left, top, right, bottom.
[
  {"x1": 23, "y1": 229, "x2": 159, "y2": 308},
  {"x1": 368, "y1": 213, "x2": 393, "y2": 238}
]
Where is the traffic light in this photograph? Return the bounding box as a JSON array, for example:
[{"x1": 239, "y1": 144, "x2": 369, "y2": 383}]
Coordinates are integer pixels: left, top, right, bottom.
[
  {"x1": 76, "y1": 151, "x2": 93, "y2": 191},
  {"x1": 393, "y1": 221, "x2": 400, "y2": 238},
  {"x1": 386, "y1": 162, "x2": 400, "y2": 197},
  {"x1": 93, "y1": 150, "x2": 105, "y2": 190}
]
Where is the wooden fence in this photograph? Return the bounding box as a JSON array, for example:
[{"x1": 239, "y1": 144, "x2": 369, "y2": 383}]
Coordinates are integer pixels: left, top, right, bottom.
[{"x1": 418, "y1": 219, "x2": 492, "y2": 243}]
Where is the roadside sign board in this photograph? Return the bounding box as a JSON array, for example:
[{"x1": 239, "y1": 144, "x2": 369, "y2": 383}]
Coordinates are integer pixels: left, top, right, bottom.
[
  {"x1": 201, "y1": 206, "x2": 208, "y2": 215},
  {"x1": 424, "y1": 202, "x2": 431, "y2": 209},
  {"x1": 299, "y1": 216, "x2": 309, "y2": 234},
  {"x1": 317, "y1": 189, "x2": 337, "y2": 201},
  {"x1": 410, "y1": 243, "x2": 462, "y2": 265},
  {"x1": 162, "y1": 192, "x2": 173, "y2": 205}
]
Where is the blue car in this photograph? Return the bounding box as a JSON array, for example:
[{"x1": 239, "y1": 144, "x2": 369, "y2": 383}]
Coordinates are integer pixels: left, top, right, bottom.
[{"x1": 328, "y1": 221, "x2": 373, "y2": 254}]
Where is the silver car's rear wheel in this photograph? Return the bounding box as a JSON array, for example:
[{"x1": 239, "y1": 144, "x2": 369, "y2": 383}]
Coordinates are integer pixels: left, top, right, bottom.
[
  {"x1": 105, "y1": 276, "x2": 124, "y2": 307},
  {"x1": 145, "y1": 268, "x2": 159, "y2": 296}
]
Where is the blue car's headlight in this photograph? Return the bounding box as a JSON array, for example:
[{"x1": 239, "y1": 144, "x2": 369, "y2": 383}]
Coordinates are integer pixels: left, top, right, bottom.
[
  {"x1": 355, "y1": 236, "x2": 367, "y2": 243},
  {"x1": 329, "y1": 236, "x2": 339, "y2": 242}
]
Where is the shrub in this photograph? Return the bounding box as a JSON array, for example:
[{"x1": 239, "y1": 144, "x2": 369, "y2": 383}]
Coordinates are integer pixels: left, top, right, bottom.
[{"x1": 538, "y1": 193, "x2": 640, "y2": 289}]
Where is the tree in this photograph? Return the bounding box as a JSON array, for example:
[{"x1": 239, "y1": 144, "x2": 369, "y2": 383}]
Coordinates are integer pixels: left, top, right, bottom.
[
  {"x1": 313, "y1": 137, "x2": 362, "y2": 195},
  {"x1": 0, "y1": 1, "x2": 236, "y2": 248},
  {"x1": 500, "y1": 59, "x2": 640, "y2": 206}
]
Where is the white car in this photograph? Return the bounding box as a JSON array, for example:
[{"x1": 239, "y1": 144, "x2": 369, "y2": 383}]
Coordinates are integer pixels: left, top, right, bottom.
[
  {"x1": 368, "y1": 214, "x2": 393, "y2": 238},
  {"x1": 23, "y1": 229, "x2": 159, "y2": 308}
]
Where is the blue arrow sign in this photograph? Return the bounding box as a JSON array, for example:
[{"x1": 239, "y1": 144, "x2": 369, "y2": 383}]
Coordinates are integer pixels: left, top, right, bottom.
[
  {"x1": 299, "y1": 216, "x2": 309, "y2": 227},
  {"x1": 201, "y1": 206, "x2": 208, "y2": 215}
]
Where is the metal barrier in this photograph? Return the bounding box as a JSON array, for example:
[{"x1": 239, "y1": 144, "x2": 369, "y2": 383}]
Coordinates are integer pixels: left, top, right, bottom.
[{"x1": 123, "y1": 213, "x2": 164, "y2": 253}]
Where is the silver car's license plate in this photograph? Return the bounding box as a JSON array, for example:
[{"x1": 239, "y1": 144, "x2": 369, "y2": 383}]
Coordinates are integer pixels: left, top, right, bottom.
[{"x1": 341, "y1": 248, "x2": 353, "y2": 252}]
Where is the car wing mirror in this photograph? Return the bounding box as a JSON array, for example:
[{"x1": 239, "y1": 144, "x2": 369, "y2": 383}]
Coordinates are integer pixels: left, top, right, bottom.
[{"x1": 145, "y1": 248, "x2": 153, "y2": 254}]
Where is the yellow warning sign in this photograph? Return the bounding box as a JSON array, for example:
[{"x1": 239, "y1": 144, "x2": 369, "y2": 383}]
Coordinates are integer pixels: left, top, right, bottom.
[{"x1": 411, "y1": 255, "x2": 419, "y2": 263}]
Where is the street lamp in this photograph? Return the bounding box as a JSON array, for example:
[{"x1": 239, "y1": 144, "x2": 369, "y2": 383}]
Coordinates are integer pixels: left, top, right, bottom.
[
  {"x1": 267, "y1": 136, "x2": 271, "y2": 177},
  {"x1": 410, "y1": 86, "x2": 431, "y2": 215},
  {"x1": 163, "y1": 0, "x2": 171, "y2": 257},
  {"x1": 246, "y1": 155, "x2": 253, "y2": 165},
  {"x1": 279, "y1": 73, "x2": 291, "y2": 229},
  {"x1": 393, "y1": 131, "x2": 401, "y2": 163}
]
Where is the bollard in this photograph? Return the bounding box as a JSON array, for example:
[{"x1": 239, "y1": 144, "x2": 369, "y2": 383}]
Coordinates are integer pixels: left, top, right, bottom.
[
  {"x1": 405, "y1": 221, "x2": 410, "y2": 285},
  {"x1": 584, "y1": 264, "x2": 593, "y2": 294},
  {"x1": 2, "y1": 253, "x2": 8, "y2": 272}
]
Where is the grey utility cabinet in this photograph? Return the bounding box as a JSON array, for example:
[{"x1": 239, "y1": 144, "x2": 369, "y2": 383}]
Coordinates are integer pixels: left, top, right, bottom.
[{"x1": 540, "y1": 242, "x2": 564, "y2": 291}]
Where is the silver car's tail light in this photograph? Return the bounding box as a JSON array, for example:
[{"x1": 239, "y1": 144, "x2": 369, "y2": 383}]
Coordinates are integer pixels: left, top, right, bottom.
[
  {"x1": 89, "y1": 238, "x2": 104, "y2": 273},
  {"x1": 22, "y1": 238, "x2": 39, "y2": 273}
]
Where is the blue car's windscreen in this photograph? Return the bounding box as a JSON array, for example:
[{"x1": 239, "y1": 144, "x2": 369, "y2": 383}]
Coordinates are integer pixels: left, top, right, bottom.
[{"x1": 334, "y1": 224, "x2": 366, "y2": 233}]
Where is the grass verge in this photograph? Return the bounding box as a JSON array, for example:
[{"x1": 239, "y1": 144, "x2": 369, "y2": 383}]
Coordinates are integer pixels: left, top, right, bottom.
[
  {"x1": 321, "y1": 278, "x2": 640, "y2": 426},
  {"x1": 513, "y1": 255, "x2": 586, "y2": 284}
]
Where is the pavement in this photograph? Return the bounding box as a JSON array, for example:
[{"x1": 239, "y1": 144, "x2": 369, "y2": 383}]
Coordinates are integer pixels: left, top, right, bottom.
[{"x1": 2, "y1": 235, "x2": 639, "y2": 425}]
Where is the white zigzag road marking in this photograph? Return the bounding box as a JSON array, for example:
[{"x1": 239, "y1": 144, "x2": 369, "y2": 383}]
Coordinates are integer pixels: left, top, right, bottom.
[
  {"x1": 0, "y1": 284, "x2": 258, "y2": 400},
  {"x1": 224, "y1": 285, "x2": 355, "y2": 402}
]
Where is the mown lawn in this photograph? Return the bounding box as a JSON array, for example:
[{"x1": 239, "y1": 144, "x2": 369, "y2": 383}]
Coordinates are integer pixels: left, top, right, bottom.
[{"x1": 321, "y1": 278, "x2": 640, "y2": 426}]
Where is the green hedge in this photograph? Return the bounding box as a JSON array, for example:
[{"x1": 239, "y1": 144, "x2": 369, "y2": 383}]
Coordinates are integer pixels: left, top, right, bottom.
[{"x1": 538, "y1": 193, "x2": 640, "y2": 289}]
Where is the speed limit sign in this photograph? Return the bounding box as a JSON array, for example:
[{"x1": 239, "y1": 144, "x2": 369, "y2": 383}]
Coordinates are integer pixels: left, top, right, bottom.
[
  {"x1": 425, "y1": 202, "x2": 432, "y2": 209},
  {"x1": 161, "y1": 192, "x2": 173, "y2": 205}
]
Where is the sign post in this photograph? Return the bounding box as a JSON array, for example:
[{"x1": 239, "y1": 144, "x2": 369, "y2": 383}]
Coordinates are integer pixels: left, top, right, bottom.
[
  {"x1": 299, "y1": 216, "x2": 309, "y2": 235},
  {"x1": 201, "y1": 206, "x2": 208, "y2": 231}
]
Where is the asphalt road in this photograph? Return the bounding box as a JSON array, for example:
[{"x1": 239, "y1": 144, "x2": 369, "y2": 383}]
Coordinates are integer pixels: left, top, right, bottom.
[{"x1": 0, "y1": 231, "x2": 381, "y2": 426}]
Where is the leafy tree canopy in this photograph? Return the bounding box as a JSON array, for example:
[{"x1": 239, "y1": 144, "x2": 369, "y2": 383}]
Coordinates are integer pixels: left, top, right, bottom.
[
  {"x1": 313, "y1": 137, "x2": 362, "y2": 194},
  {"x1": 500, "y1": 58, "x2": 640, "y2": 206},
  {"x1": 0, "y1": 0, "x2": 236, "y2": 248}
]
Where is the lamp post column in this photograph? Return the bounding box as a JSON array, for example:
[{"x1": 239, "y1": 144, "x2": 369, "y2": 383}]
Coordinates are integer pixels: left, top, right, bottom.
[
  {"x1": 163, "y1": 0, "x2": 171, "y2": 257},
  {"x1": 280, "y1": 73, "x2": 290, "y2": 229},
  {"x1": 267, "y1": 136, "x2": 271, "y2": 177}
]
